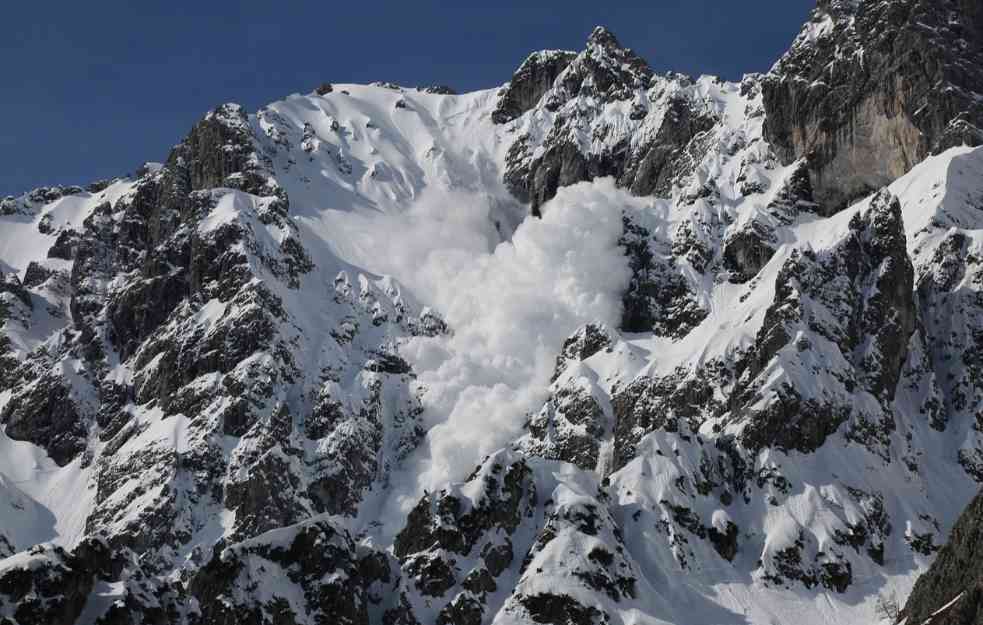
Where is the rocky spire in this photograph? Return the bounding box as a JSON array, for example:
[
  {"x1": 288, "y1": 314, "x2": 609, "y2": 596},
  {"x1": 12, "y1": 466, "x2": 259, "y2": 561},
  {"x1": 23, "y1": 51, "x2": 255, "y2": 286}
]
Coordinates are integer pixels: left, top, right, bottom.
[
  {"x1": 815, "y1": 0, "x2": 861, "y2": 18},
  {"x1": 491, "y1": 25, "x2": 651, "y2": 125},
  {"x1": 586, "y1": 25, "x2": 621, "y2": 48},
  {"x1": 550, "y1": 24, "x2": 653, "y2": 106},
  {"x1": 491, "y1": 49, "x2": 577, "y2": 124}
]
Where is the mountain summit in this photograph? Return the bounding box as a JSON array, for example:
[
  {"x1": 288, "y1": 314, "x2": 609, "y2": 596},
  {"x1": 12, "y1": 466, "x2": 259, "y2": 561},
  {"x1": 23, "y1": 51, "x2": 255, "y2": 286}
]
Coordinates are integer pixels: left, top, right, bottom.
[{"x1": 3, "y1": 2, "x2": 983, "y2": 624}]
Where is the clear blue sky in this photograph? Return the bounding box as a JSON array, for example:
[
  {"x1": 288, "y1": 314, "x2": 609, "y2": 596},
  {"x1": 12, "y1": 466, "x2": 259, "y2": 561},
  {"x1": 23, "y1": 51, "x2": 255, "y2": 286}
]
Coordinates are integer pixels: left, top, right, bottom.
[{"x1": 0, "y1": 0, "x2": 815, "y2": 197}]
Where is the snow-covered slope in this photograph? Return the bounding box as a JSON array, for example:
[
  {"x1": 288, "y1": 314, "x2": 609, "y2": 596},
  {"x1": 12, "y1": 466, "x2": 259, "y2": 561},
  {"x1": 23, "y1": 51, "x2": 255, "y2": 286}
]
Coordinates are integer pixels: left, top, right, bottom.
[{"x1": 3, "y1": 2, "x2": 983, "y2": 624}]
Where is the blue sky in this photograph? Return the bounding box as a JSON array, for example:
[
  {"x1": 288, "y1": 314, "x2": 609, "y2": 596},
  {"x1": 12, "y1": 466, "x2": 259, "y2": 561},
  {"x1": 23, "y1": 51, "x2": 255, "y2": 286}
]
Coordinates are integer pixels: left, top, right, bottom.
[{"x1": 0, "y1": 1, "x2": 815, "y2": 196}]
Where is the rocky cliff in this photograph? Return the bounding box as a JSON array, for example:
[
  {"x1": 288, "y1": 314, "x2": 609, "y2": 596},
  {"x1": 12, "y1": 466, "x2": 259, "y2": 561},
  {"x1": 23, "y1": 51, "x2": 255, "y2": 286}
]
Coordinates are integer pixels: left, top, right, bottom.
[
  {"x1": 762, "y1": 0, "x2": 983, "y2": 212},
  {"x1": 901, "y1": 491, "x2": 983, "y2": 625}
]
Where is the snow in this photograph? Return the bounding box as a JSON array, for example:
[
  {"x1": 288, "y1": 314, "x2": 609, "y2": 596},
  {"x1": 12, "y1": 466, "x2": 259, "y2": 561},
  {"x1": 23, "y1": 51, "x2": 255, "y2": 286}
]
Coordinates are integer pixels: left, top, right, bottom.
[
  {"x1": 0, "y1": 431, "x2": 93, "y2": 548},
  {"x1": 389, "y1": 179, "x2": 633, "y2": 495},
  {"x1": 2, "y1": 48, "x2": 983, "y2": 624},
  {"x1": 242, "y1": 84, "x2": 644, "y2": 518},
  {"x1": 0, "y1": 179, "x2": 135, "y2": 280},
  {"x1": 0, "y1": 471, "x2": 56, "y2": 553},
  {"x1": 76, "y1": 581, "x2": 126, "y2": 625},
  {"x1": 258, "y1": 84, "x2": 521, "y2": 223},
  {"x1": 541, "y1": 143, "x2": 983, "y2": 625}
]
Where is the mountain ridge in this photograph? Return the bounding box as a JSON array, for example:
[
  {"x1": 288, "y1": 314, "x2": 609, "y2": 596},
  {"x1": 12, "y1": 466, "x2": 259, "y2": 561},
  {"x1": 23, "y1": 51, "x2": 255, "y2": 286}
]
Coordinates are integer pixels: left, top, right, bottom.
[{"x1": 3, "y1": 2, "x2": 983, "y2": 623}]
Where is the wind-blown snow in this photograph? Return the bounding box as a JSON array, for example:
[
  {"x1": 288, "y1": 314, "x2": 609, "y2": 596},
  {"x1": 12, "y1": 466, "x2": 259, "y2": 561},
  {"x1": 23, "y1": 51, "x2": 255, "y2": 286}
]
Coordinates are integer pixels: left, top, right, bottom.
[{"x1": 322, "y1": 178, "x2": 634, "y2": 508}]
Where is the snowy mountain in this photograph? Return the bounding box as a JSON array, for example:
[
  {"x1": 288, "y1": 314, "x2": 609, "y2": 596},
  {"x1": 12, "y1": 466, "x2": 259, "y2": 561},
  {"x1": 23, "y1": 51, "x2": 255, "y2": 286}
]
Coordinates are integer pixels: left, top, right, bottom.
[{"x1": 3, "y1": 1, "x2": 983, "y2": 624}]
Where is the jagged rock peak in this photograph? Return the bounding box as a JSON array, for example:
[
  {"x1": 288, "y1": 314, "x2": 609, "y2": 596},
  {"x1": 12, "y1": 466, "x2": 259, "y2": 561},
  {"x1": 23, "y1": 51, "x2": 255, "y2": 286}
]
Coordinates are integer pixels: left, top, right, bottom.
[
  {"x1": 815, "y1": 0, "x2": 861, "y2": 18},
  {"x1": 498, "y1": 24, "x2": 695, "y2": 212},
  {"x1": 557, "y1": 24, "x2": 654, "y2": 99},
  {"x1": 492, "y1": 49, "x2": 577, "y2": 124},
  {"x1": 204, "y1": 101, "x2": 248, "y2": 124},
  {"x1": 586, "y1": 25, "x2": 623, "y2": 48},
  {"x1": 492, "y1": 26, "x2": 651, "y2": 125}
]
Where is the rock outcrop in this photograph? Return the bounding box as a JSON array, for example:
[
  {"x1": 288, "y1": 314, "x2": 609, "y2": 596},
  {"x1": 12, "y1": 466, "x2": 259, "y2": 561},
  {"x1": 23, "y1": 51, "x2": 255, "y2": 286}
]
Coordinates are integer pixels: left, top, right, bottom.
[
  {"x1": 190, "y1": 518, "x2": 386, "y2": 625},
  {"x1": 762, "y1": 0, "x2": 983, "y2": 211},
  {"x1": 492, "y1": 50, "x2": 578, "y2": 124},
  {"x1": 901, "y1": 490, "x2": 983, "y2": 625},
  {"x1": 0, "y1": 538, "x2": 188, "y2": 625},
  {"x1": 500, "y1": 28, "x2": 720, "y2": 214},
  {"x1": 733, "y1": 189, "x2": 916, "y2": 454}
]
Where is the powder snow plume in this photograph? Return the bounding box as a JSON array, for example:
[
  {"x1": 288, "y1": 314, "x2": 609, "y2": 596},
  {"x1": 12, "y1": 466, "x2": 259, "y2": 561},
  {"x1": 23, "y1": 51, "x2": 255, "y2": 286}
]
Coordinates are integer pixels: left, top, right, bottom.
[{"x1": 326, "y1": 179, "x2": 633, "y2": 509}]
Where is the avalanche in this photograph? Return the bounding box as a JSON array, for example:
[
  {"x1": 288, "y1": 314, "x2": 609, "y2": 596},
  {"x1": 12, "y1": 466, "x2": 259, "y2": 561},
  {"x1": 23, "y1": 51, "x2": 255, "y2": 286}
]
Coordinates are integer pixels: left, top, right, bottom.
[{"x1": 3, "y1": 2, "x2": 983, "y2": 624}]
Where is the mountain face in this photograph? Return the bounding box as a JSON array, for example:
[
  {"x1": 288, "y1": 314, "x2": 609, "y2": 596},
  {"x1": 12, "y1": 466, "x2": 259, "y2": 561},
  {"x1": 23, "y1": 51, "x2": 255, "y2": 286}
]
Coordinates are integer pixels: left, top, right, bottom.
[
  {"x1": 3, "y1": 2, "x2": 983, "y2": 624},
  {"x1": 900, "y1": 490, "x2": 983, "y2": 625}
]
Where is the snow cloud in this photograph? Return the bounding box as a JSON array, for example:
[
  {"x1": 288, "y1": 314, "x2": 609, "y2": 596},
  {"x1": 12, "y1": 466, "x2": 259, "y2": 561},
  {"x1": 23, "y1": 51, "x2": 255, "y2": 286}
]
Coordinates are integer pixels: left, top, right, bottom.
[{"x1": 330, "y1": 178, "x2": 634, "y2": 508}]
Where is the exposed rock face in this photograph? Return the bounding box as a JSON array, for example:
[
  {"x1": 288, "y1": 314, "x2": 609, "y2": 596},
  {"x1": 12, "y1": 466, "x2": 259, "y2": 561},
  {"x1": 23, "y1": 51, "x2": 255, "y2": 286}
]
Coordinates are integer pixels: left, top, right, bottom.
[
  {"x1": 0, "y1": 95, "x2": 438, "y2": 601},
  {"x1": 619, "y1": 213, "x2": 707, "y2": 336},
  {"x1": 419, "y1": 84, "x2": 457, "y2": 95},
  {"x1": 502, "y1": 491, "x2": 640, "y2": 623},
  {"x1": 0, "y1": 538, "x2": 188, "y2": 625},
  {"x1": 0, "y1": 273, "x2": 31, "y2": 310},
  {"x1": 1, "y1": 186, "x2": 85, "y2": 217},
  {"x1": 722, "y1": 159, "x2": 817, "y2": 282},
  {"x1": 391, "y1": 451, "x2": 538, "y2": 624},
  {"x1": 914, "y1": 225, "x2": 983, "y2": 477},
  {"x1": 500, "y1": 28, "x2": 723, "y2": 213},
  {"x1": 0, "y1": 546, "x2": 96, "y2": 625},
  {"x1": 1, "y1": 269, "x2": 91, "y2": 465},
  {"x1": 551, "y1": 323, "x2": 613, "y2": 379},
  {"x1": 305, "y1": 363, "x2": 424, "y2": 517},
  {"x1": 733, "y1": 189, "x2": 916, "y2": 454},
  {"x1": 189, "y1": 518, "x2": 385, "y2": 625},
  {"x1": 611, "y1": 363, "x2": 729, "y2": 470},
  {"x1": 491, "y1": 50, "x2": 578, "y2": 124},
  {"x1": 543, "y1": 26, "x2": 653, "y2": 109},
  {"x1": 390, "y1": 450, "x2": 653, "y2": 625},
  {"x1": 0, "y1": 370, "x2": 87, "y2": 466},
  {"x1": 517, "y1": 382, "x2": 608, "y2": 471},
  {"x1": 763, "y1": 0, "x2": 983, "y2": 211},
  {"x1": 168, "y1": 103, "x2": 283, "y2": 199},
  {"x1": 901, "y1": 490, "x2": 983, "y2": 625}
]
